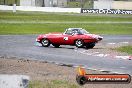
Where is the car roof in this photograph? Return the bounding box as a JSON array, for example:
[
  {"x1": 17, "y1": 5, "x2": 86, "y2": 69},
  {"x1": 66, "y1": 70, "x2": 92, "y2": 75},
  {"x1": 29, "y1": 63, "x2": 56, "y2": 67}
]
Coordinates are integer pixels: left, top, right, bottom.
[{"x1": 67, "y1": 28, "x2": 83, "y2": 30}]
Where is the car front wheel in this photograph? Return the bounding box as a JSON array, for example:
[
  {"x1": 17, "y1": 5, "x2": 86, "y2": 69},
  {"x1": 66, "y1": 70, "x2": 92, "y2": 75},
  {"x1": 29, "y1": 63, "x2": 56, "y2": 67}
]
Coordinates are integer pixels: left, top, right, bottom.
[
  {"x1": 41, "y1": 39, "x2": 50, "y2": 47},
  {"x1": 75, "y1": 39, "x2": 84, "y2": 48}
]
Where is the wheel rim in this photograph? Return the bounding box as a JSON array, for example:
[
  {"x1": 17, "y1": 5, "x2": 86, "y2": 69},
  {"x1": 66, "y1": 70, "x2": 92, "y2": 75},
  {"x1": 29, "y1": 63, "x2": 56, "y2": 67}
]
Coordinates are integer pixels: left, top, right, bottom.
[
  {"x1": 42, "y1": 39, "x2": 49, "y2": 46},
  {"x1": 76, "y1": 40, "x2": 83, "y2": 47}
]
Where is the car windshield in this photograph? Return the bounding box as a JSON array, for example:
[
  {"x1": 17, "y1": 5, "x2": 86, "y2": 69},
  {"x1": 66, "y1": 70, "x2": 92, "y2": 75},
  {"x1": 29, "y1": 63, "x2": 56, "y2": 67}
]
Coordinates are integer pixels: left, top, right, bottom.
[
  {"x1": 64, "y1": 28, "x2": 89, "y2": 35},
  {"x1": 80, "y1": 29, "x2": 89, "y2": 34}
]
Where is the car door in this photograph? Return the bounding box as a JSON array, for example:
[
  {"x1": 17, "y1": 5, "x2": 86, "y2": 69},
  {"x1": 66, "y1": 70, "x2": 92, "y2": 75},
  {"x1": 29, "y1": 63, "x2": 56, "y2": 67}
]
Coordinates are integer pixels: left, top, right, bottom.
[
  {"x1": 48, "y1": 33, "x2": 64, "y2": 44},
  {"x1": 63, "y1": 34, "x2": 75, "y2": 45}
]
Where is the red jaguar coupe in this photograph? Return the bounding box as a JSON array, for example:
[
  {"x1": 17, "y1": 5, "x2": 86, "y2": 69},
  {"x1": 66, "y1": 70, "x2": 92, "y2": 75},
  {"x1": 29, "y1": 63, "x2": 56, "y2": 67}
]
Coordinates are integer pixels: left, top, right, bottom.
[{"x1": 36, "y1": 28, "x2": 103, "y2": 48}]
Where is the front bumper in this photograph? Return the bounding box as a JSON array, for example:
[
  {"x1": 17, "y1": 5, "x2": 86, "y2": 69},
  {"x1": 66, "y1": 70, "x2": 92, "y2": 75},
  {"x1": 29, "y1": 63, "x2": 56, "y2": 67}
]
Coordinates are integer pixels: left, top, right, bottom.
[{"x1": 97, "y1": 37, "x2": 103, "y2": 41}]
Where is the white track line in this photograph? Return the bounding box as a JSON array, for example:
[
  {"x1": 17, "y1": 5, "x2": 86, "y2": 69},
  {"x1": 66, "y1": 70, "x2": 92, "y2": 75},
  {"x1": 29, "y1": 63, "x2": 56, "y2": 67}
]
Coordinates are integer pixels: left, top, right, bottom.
[
  {"x1": 107, "y1": 43, "x2": 116, "y2": 45},
  {"x1": 76, "y1": 50, "x2": 132, "y2": 60}
]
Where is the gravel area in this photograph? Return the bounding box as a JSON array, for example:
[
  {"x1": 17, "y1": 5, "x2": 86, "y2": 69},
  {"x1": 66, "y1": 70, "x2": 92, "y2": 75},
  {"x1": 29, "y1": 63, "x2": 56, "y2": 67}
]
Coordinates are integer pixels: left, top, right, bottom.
[{"x1": 0, "y1": 57, "x2": 131, "y2": 88}]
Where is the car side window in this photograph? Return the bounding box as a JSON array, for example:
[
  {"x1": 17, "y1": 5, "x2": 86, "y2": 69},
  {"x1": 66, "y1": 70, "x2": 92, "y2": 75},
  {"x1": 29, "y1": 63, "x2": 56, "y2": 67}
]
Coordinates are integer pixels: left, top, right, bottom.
[
  {"x1": 65, "y1": 29, "x2": 73, "y2": 35},
  {"x1": 72, "y1": 29, "x2": 79, "y2": 34}
]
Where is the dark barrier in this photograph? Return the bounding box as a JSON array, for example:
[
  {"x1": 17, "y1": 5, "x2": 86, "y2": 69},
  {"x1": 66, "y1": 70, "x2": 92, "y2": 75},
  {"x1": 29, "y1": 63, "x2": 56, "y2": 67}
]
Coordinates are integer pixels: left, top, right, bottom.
[{"x1": 81, "y1": 9, "x2": 132, "y2": 14}]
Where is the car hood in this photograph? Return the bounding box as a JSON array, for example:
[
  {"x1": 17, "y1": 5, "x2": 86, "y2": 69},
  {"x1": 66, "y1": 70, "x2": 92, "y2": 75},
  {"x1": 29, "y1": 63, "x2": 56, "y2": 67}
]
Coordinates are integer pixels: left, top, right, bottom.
[{"x1": 84, "y1": 34, "x2": 103, "y2": 40}]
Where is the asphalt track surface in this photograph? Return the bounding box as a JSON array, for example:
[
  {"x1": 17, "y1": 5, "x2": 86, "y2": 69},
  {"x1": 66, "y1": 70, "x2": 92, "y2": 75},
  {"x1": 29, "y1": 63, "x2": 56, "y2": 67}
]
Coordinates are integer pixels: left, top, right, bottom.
[{"x1": 0, "y1": 35, "x2": 132, "y2": 75}]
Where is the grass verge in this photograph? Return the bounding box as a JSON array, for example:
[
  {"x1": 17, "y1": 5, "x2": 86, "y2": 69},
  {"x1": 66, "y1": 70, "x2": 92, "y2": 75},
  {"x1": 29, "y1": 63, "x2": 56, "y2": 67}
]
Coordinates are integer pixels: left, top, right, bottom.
[
  {"x1": 0, "y1": 11, "x2": 132, "y2": 22},
  {"x1": 115, "y1": 45, "x2": 132, "y2": 54},
  {"x1": 29, "y1": 80, "x2": 79, "y2": 88},
  {"x1": 0, "y1": 23, "x2": 132, "y2": 35}
]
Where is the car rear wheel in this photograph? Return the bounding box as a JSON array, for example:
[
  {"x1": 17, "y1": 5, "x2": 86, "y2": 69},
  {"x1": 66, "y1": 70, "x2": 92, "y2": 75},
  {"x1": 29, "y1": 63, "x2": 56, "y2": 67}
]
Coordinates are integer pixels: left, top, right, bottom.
[
  {"x1": 75, "y1": 39, "x2": 84, "y2": 48},
  {"x1": 52, "y1": 44, "x2": 60, "y2": 48},
  {"x1": 41, "y1": 39, "x2": 50, "y2": 47},
  {"x1": 86, "y1": 43, "x2": 95, "y2": 49}
]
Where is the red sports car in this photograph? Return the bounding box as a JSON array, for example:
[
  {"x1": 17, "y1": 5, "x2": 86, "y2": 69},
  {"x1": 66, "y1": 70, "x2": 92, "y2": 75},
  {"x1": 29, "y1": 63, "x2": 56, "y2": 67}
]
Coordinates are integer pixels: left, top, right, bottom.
[{"x1": 36, "y1": 28, "x2": 103, "y2": 48}]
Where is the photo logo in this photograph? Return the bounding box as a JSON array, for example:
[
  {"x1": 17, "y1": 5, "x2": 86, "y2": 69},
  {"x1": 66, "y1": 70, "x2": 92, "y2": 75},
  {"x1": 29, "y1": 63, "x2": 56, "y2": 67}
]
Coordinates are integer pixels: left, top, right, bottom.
[{"x1": 76, "y1": 66, "x2": 131, "y2": 85}]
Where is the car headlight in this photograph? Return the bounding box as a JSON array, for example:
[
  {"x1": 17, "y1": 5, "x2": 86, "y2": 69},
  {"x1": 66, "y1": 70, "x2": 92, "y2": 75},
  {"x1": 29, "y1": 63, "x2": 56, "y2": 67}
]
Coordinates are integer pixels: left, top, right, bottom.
[{"x1": 97, "y1": 36, "x2": 103, "y2": 41}]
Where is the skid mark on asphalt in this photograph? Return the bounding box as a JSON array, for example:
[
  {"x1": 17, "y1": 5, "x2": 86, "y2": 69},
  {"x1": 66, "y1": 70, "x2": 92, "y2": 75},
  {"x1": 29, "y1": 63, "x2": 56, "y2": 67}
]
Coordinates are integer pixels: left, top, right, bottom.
[
  {"x1": 34, "y1": 42, "x2": 132, "y2": 60},
  {"x1": 33, "y1": 42, "x2": 132, "y2": 74}
]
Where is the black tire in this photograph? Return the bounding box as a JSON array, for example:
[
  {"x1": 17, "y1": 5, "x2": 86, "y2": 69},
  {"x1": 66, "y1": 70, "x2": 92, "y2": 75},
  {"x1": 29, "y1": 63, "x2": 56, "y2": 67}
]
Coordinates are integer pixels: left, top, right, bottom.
[
  {"x1": 75, "y1": 39, "x2": 84, "y2": 48},
  {"x1": 41, "y1": 39, "x2": 50, "y2": 47},
  {"x1": 86, "y1": 43, "x2": 95, "y2": 49},
  {"x1": 52, "y1": 44, "x2": 60, "y2": 48},
  {"x1": 76, "y1": 75, "x2": 87, "y2": 85}
]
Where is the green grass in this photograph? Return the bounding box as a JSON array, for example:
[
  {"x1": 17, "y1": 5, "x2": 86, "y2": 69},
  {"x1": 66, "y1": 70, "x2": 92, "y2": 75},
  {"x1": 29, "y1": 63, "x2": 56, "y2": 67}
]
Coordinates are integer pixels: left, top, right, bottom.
[
  {"x1": 0, "y1": 11, "x2": 132, "y2": 35},
  {"x1": 29, "y1": 80, "x2": 79, "y2": 88},
  {"x1": 83, "y1": 0, "x2": 93, "y2": 8},
  {"x1": 0, "y1": 11, "x2": 132, "y2": 22},
  {"x1": 67, "y1": 1, "x2": 93, "y2": 8},
  {"x1": 0, "y1": 0, "x2": 20, "y2": 6},
  {"x1": 115, "y1": 45, "x2": 132, "y2": 54},
  {"x1": 0, "y1": 23, "x2": 132, "y2": 35},
  {"x1": 67, "y1": 2, "x2": 81, "y2": 8}
]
